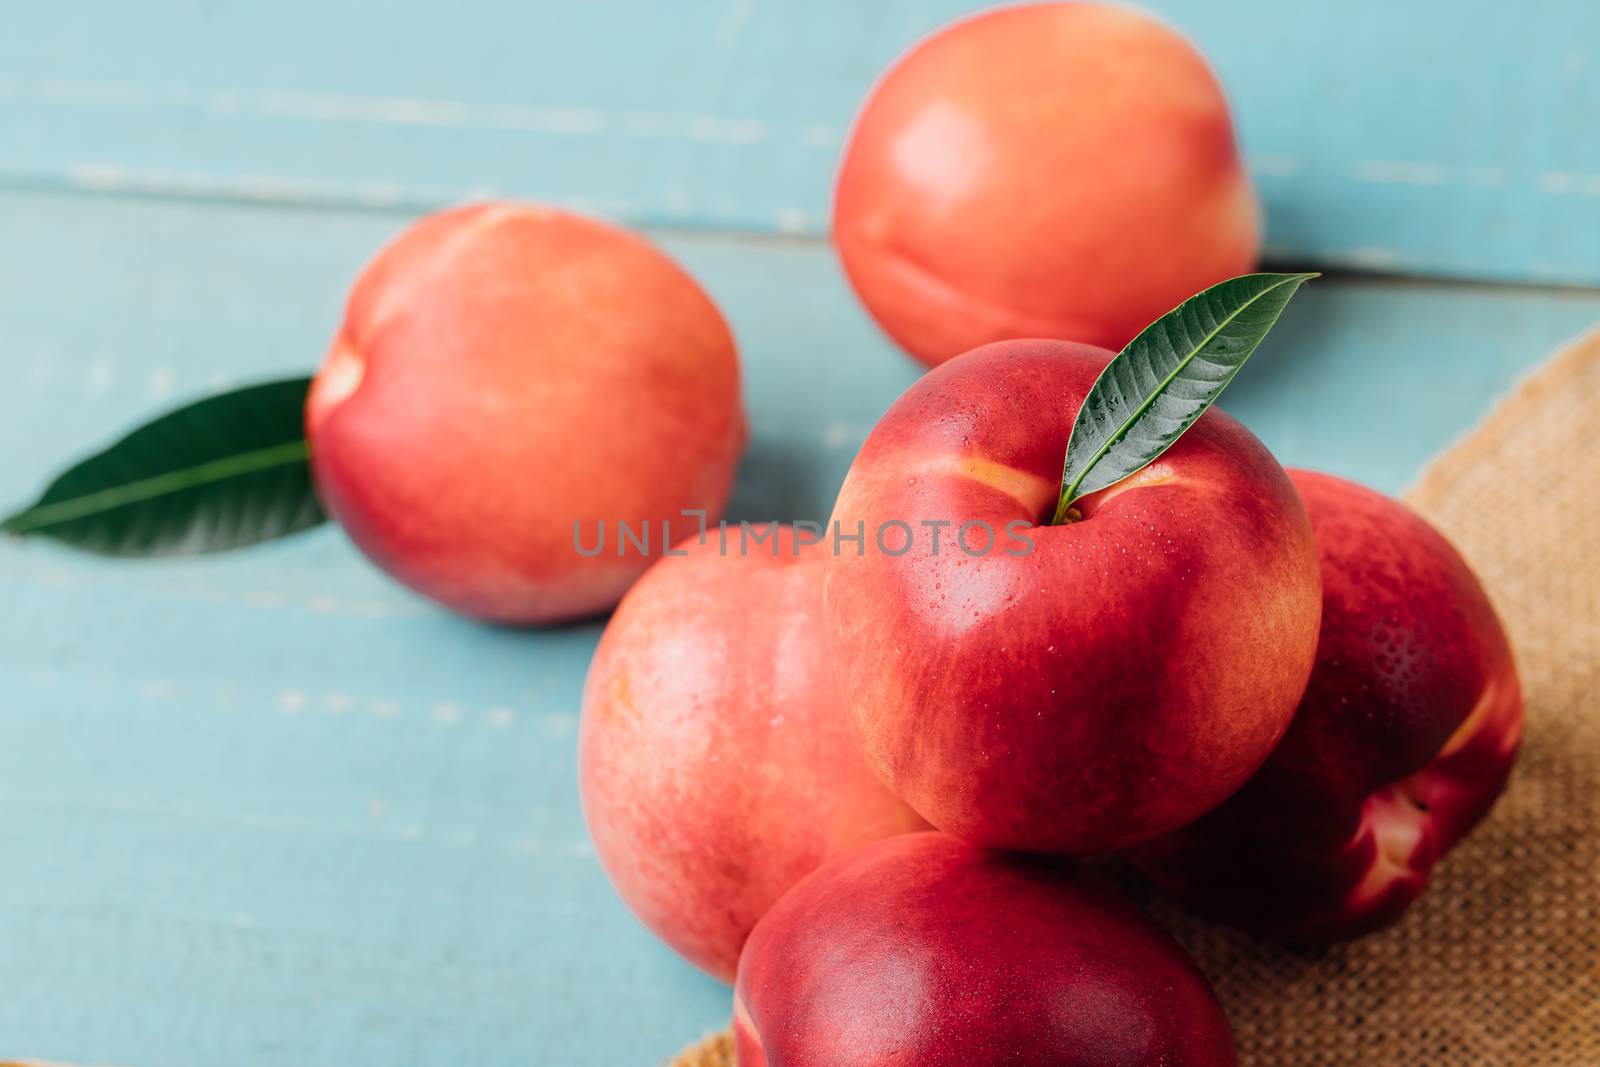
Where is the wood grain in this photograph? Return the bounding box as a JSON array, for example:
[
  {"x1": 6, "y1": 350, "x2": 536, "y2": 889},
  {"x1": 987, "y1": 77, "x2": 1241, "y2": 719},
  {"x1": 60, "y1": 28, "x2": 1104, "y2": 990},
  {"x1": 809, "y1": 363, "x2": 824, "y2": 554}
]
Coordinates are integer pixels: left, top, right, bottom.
[{"x1": 0, "y1": 1, "x2": 1596, "y2": 283}]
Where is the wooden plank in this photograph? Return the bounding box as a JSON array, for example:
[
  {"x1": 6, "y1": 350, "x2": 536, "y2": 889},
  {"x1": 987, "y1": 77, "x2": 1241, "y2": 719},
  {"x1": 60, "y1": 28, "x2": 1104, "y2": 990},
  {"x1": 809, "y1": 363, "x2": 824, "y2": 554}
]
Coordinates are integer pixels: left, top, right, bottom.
[
  {"x1": 0, "y1": 187, "x2": 1596, "y2": 1065},
  {"x1": 1, "y1": 1, "x2": 1596, "y2": 285}
]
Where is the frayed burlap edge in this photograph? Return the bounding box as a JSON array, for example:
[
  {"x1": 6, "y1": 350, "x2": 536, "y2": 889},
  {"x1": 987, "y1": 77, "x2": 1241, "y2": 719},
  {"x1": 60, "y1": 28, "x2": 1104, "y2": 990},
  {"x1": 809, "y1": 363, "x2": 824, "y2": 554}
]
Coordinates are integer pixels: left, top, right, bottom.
[
  {"x1": 669, "y1": 1030, "x2": 734, "y2": 1067},
  {"x1": 670, "y1": 327, "x2": 1600, "y2": 1067}
]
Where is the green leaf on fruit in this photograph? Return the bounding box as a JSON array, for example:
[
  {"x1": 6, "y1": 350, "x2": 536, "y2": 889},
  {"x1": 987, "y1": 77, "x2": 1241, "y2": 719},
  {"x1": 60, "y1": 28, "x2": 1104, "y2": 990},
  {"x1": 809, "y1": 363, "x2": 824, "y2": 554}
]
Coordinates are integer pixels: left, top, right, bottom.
[
  {"x1": 1052, "y1": 272, "x2": 1316, "y2": 524},
  {"x1": 2, "y1": 377, "x2": 327, "y2": 556}
]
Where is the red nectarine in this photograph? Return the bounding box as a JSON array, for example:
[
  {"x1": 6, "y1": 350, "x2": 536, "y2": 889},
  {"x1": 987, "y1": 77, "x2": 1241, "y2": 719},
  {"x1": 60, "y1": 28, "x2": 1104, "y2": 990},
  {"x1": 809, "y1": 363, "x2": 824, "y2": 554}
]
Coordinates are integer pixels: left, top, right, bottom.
[
  {"x1": 1126, "y1": 471, "x2": 1524, "y2": 941},
  {"x1": 307, "y1": 202, "x2": 744, "y2": 624},
  {"x1": 824, "y1": 340, "x2": 1321, "y2": 854},
  {"x1": 734, "y1": 833, "x2": 1236, "y2": 1066}
]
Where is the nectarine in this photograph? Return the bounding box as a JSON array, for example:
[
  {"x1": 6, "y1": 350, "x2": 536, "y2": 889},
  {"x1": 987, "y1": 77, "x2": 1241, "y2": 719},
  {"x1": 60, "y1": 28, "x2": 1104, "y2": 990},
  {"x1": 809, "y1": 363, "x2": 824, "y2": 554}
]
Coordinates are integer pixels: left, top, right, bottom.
[
  {"x1": 834, "y1": 2, "x2": 1260, "y2": 367},
  {"x1": 1126, "y1": 471, "x2": 1524, "y2": 941},
  {"x1": 824, "y1": 340, "x2": 1321, "y2": 854},
  {"x1": 579, "y1": 526, "x2": 925, "y2": 980},
  {"x1": 734, "y1": 833, "x2": 1236, "y2": 1066},
  {"x1": 307, "y1": 202, "x2": 744, "y2": 624}
]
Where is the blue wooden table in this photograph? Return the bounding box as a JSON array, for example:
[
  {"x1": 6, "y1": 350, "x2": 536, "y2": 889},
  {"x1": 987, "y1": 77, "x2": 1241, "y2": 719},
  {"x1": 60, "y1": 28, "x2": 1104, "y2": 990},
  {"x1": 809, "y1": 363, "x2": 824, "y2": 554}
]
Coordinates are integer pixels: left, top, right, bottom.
[{"x1": 1, "y1": 3, "x2": 1596, "y2": 1064}]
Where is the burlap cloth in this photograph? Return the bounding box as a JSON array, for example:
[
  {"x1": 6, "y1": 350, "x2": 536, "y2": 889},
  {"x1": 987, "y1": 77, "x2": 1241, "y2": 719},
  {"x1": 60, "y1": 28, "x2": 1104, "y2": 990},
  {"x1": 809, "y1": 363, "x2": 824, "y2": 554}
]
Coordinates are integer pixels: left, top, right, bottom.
[{"x1": 671, "y1": 328, "x2": 1600, "y2": 1067}]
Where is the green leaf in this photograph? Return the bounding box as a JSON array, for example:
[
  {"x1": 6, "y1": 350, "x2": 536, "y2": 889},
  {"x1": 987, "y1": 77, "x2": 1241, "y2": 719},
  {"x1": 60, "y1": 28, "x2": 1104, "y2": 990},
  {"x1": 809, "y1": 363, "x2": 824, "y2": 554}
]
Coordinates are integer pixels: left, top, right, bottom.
[
  {"x1": 1051, "y1": 272, "x2": 1317, "y2": 524},
  {"x1": 3, "y1": 377, "x2": 326, "y2": 556}
]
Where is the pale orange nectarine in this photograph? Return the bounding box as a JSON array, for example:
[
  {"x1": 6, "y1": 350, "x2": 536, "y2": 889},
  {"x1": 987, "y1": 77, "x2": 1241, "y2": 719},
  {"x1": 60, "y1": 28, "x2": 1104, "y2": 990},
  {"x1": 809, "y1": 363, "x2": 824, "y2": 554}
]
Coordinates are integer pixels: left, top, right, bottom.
[
  {"x1": 307, "y1": 202, "x2": 744, "y2": 624},
  {"x1": 834, "y1": 2, "x2": 1260, "y2": 367}
]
